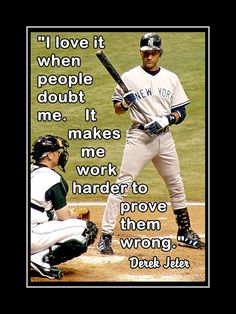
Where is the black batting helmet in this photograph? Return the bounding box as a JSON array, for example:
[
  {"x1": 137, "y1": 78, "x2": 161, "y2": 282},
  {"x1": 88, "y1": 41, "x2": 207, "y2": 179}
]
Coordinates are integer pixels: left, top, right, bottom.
[
  {"x1": 31, "y1": 135, "x2": 69, "y2": 172},
  {"x1": 140, "y1": 33, "x2": 163, "y2": 54}
]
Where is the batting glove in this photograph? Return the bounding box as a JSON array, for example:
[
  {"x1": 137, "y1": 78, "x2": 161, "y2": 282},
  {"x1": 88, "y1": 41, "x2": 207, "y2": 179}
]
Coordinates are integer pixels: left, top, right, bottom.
[
  {"x1": 144, "y1": 116, "x2": 169, "y2": 135},
  {"x1": 123, "y1": 91, "x2": 136, "y2": 108}
]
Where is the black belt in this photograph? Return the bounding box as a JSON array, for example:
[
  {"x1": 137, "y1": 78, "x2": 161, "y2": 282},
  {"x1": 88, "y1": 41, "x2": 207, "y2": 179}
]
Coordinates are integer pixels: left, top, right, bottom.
[{"x1": 137, "y1": 124, "x2": 169, "y2": 133}]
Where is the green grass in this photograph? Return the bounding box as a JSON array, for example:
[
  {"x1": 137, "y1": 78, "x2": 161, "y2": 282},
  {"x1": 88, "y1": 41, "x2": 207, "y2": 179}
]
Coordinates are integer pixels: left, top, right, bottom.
[{"x1": 30, "y1": 31, "x2": 206, "y2": 202}]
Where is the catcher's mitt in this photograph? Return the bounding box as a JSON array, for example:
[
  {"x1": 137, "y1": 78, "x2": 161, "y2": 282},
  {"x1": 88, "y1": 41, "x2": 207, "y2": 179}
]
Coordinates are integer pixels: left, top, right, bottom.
[{"x1": 70, "y1": 206, "x2": 90, "y2": 220}]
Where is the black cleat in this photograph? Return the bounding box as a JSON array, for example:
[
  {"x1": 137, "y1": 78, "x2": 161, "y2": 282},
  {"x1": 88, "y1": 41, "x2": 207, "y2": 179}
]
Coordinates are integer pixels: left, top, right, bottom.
[
  {"x1": 98, "y1": 233, "x2": 114, "y2": 255},
  {"x1": 30, "y1": 261, "x2": 63, "y2": 279},
  {"x1": 177, "y1": 229, "x2": 205, "y2": 249}
]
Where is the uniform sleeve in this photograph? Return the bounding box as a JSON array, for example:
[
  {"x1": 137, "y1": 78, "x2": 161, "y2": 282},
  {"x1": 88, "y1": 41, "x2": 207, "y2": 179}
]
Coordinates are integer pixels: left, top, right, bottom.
[
  {"x1": 45, "y1": 179, "x2": 68, "y2": 210},
  {"x1": 112, "y1": 84, "x2": 124, "y2": 103},
  {"x1": 171, "y1": 76, "x2": 190, "y2": 110}
]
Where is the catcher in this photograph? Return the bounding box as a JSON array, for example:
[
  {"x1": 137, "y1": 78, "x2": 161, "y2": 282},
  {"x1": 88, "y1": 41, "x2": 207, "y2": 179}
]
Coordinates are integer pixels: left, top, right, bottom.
[{"x1": 30, "y1": 134, "x2": 98, "y2": 279}]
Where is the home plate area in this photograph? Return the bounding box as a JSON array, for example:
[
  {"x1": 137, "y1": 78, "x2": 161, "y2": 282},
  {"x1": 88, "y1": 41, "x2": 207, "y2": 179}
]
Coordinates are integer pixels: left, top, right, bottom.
[{"x1": 29, "y1": 204, "x2": 206, "y2": 284}]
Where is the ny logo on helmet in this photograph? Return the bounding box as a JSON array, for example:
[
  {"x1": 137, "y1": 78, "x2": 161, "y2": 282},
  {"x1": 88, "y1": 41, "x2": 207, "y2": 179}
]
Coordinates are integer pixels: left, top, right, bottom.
[{"x1": 148, "y1": 38, "x2": 155, "y2": 47}]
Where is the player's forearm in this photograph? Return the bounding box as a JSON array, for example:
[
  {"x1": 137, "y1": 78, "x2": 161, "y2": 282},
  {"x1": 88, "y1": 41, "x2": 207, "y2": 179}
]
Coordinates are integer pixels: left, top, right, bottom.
[
  {"x1": 56, "y1": 205, "x2": 77, "y2": 220},
  {"x1": 171, "y1": 106, "x2": 186, "y2": 124},
  {"x1": 166, "y1": 106, "x2": 186, "y2": 125},
  {"x1": 169, "y1": 111, "x2": 180, "y2": 123}
]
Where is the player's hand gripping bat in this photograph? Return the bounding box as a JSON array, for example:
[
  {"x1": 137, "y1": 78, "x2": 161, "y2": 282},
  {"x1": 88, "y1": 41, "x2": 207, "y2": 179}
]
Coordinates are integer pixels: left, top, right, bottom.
[{"x1": 96, "y1": 50, "x2": 149, "y2": 123}]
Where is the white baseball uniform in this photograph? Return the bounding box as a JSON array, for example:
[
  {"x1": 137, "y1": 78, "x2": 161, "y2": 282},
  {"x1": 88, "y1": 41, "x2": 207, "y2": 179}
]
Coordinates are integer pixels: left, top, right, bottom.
[
  {"x1": 102, "y1": 65, "x2": 190, "y2": 234},
  {"x1": 31, "y1": 164, "x2": 88, "y2": 256}
]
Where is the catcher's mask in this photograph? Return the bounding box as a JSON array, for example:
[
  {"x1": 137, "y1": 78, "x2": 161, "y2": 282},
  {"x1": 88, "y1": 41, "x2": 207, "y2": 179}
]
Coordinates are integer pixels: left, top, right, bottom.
[{"x1": 31, "y1": 135, "x2": 69, "y2": 172}]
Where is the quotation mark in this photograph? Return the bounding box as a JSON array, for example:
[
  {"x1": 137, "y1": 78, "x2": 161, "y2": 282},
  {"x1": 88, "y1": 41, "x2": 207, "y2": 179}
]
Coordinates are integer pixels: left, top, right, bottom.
[
  {"x1": 37, "y1": 35, "x2": 45, "y2": 42},
  {"x1": 37, "y1": 35, "x2": 50, "y2": 48}
]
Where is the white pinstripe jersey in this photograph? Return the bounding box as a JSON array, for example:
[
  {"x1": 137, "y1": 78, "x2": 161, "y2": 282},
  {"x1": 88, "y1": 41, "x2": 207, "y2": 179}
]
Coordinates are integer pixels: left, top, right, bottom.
[{"x1": 112, "y1": 65, "x2": 190, "y2": 125}]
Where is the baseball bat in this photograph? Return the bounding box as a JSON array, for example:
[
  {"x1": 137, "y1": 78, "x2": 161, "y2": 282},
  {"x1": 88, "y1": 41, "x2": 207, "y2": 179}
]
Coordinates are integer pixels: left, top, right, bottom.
[{"x1": 96, "y1": 50, "x2": 149, "y2": 123}]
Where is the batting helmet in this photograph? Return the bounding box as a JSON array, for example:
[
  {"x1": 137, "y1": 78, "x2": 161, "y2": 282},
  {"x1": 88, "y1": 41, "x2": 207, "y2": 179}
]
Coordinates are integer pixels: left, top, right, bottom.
[
  {"x1": 31, "y1": 135, "x2": 69, "y2": 172},
  {"x1": 140, "y1": 33, "x2": 163, "y2": 54}
]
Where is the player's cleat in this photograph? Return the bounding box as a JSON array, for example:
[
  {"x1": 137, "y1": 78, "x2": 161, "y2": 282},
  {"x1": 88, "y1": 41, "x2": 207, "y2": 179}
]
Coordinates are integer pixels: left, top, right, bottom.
[
  {"x1": 174, "y1": 207, "x2": 205, "y2": 249},
  {"x1": 30, "y1": 261, "x2": 64, "y2": 279},
  {"x1": 177, "y1": 229, "x2": 205, "y2": 249},
  {"x1": 98, "y1": 233, "x2": 113, "y2": 255}
]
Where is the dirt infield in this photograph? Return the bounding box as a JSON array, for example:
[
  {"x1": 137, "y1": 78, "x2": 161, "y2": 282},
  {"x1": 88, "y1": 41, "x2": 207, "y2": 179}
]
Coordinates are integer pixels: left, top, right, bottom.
[{"x1": 29, "y1": 204, "x2": 207, "y2": 286}]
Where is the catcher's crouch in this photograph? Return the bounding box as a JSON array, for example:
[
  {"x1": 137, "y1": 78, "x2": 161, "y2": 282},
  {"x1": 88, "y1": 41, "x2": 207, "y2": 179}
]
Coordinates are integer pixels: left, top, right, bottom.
[{"x1": 30, "y1": 135, "x2": 98, "y2": 279}]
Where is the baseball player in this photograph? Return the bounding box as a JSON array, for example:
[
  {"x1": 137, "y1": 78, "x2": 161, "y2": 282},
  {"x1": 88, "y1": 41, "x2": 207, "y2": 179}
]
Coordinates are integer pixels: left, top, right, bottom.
[
  {"x1": 98, "y1": 33, "x2": 205, "y2": 255},
  {"x1": 30, "y1": 135, "x2": 98, "y2": 279}
]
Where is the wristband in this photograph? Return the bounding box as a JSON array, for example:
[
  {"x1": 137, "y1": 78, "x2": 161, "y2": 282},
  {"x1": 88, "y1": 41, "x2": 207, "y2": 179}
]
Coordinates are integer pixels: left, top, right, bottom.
[{"x1": 166, "y1": 114, "x2": 177, "y2": 125}]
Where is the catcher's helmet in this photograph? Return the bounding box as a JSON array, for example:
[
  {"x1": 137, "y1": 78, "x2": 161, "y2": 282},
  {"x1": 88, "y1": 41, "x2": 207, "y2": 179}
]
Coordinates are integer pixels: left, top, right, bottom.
[
  {"x1": 140, "y1": 33, "x2": 163, "y2": 53},
  {"x1": 31, "y1": 135, "x2": 69, "y2": 172}
]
